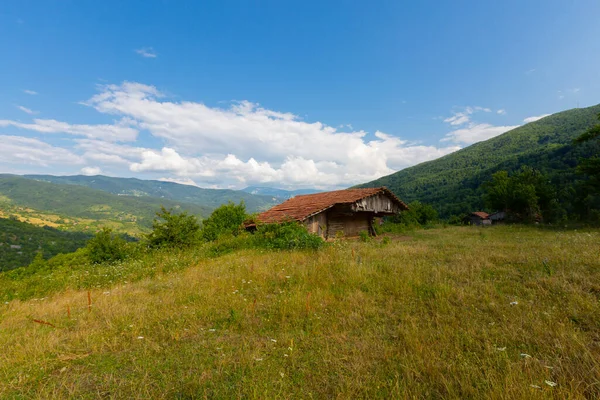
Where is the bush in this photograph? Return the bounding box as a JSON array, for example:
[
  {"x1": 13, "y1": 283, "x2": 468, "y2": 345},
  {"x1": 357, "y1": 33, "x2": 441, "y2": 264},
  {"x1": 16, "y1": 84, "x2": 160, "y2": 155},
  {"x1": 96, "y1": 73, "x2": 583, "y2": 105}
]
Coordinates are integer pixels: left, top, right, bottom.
[
  {"x1": 86, "y1": 228, "x2": 128, "y2": 263},
  {"x1": 253, "y1": 222, "x2": 324, "y2": 250},
  {"x1": 202, "y1": 202, "x2": 248, "y2": 242},
  {"x1": 359, "y1": 230, "x2": 371, "y2": 242},
  {"x1": 146, "y1": 206, "x2": 202, "y2": 248}
]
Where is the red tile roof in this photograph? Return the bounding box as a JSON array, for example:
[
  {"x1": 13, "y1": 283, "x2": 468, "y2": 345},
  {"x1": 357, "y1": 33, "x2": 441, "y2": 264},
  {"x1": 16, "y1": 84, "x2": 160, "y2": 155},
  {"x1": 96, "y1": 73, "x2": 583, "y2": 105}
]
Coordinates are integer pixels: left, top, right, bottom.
[
  {"x1": 471, "y1": 211, "x2": 490, "y2": 219},
  {"x1": 255, "y1": 187, "x2": 408, "y2": 224}
]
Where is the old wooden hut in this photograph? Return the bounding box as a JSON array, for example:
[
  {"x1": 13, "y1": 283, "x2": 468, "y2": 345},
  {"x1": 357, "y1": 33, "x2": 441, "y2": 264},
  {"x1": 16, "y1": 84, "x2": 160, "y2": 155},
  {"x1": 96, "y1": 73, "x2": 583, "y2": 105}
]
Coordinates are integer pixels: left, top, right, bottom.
[
  {"x1": 464, "y1": 211, "x2": 491, "y2": 226},
  {"x1": 250, "y1": 187, "x2": 408, "y2": 239}
]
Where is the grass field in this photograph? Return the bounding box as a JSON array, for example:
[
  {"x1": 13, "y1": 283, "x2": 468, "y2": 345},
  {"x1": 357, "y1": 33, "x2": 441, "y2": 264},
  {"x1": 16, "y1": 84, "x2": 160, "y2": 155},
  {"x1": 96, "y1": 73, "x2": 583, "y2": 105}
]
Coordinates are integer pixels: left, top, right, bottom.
[{"x1": 1, "y1": 225, "x2": 599, "y2": 398}]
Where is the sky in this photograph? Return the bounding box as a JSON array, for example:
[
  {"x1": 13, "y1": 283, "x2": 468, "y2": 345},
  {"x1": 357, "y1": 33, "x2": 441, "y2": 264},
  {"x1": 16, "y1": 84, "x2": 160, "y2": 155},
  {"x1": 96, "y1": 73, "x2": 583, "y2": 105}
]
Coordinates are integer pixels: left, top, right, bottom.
[{"x1": 1, "y1": 1, "x2": 599, "y2": 190}]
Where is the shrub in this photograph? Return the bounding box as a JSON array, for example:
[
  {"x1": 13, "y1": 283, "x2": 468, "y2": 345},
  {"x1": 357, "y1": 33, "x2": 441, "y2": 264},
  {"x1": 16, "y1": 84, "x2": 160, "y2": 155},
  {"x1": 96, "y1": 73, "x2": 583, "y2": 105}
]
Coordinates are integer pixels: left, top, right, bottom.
[
  {"x1": 358, "y1": 230, "x2": 371, "y2": 242},
  {"x1": 202, "y1": 202, "x2": 248, "y2": 242},
  {"x1": 253, "y1": 222, "x2": 324, "y2": 250},
  {"x1": 86, "y1": 228, "x2": 128, "y2": 263},
  {"x1": 146, "y1": 206, "x2": 202, "y2": 248}
]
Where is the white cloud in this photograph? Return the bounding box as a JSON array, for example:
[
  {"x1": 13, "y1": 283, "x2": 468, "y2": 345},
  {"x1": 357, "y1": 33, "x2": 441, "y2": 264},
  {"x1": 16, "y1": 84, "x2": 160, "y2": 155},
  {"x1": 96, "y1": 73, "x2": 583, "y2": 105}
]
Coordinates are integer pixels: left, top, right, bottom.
[
  {"x1": 158, "y1": 177, "x2": 199, "y2": 186},
  {"x1": 81, "y1": 166, "x2": 102, "y2": 175},
  {"x1": 442, "y1": 123, "x2": 519, "y2": 144},
  {"x1": 525, "y1": 68, "x2": 536, "y2": 74},
  {"x1": 0, "y1": 118, "x2": 138, "y2": 142},
  {"x1": 523, "y1": 114, "x2": 550, "y2": 123},
  {"x1": 78, "y1": 82, "x2": 460, "y2": 187},
  {"x1": 23, "y1": 89, "x2": 38, "y2": 95},
  {"x1": 135, "y1": 47, "x2": 157, "y2": 58},
  {"x1": 442, "y1": 106, "x2": 516, "y2": 144},
  {"x1": 16, "y1": 105, "x2": 37, "y2": 115},
  {"x1": 0, "y1": 135, "x2": 83, "y2": 166},
  {"x1": 443, "y1": 106, "x2": 491, "y2": 126}
]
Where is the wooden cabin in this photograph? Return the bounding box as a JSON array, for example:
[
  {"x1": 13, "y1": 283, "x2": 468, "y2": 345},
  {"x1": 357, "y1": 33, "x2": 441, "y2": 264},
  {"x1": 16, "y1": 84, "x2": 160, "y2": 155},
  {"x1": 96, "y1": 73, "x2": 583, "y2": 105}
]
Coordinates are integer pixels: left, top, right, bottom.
[
  {"x1": 464, "y1": 211, "x2": 491, "y2": 226},
  {"x1": 249, "y1": 187, "x2": 408, "y2": 239},
  {"x1": 489, "y1": 211, "x2": 506, "y2": 224}
]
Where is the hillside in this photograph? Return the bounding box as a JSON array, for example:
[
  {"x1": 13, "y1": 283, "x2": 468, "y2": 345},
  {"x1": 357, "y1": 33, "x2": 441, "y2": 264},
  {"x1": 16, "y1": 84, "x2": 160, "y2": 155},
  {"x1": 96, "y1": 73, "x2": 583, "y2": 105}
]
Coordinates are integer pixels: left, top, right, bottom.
[
  {"x1": 0, "y1": 175, "x2": 210, "y2": 235},
  {"x1": 357, "y1": 104, "x2": 600, "y2": 216},
  {"x1": 0, "y1": 218, "x2": 92, "y2": 271},
  {"x1": 25, "y1": 174, "x2": 278, "y2": 213},
  {"x1": 1, "y1": 226, "x2": 599, "y2": 397}
]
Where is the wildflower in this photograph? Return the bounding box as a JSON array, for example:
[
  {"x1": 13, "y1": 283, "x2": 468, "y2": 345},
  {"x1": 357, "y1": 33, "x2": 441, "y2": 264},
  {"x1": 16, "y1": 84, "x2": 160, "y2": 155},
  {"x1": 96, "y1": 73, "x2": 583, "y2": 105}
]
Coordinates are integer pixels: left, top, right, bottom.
[
  {"x1": 529, "y1": 384, "x2": 541, "y2": 389},
  {"x1": 545, "y1": 380, "x2": 558, "y2": 387},
  {"x1": 280, "y1": 372, "x2": 284, "y2": 378},
  {"x1": 209, "y1": 328, "x2": 216, "y2": 332},
  {"x1": 285, "y1": 276, "x2": 291, "y2": 279},
  {"x1": 137, "y1": 336, "x2": 144, "y2": 339},
  {"x1": 284, "y1": 354, "x2": 289, "y2": 357},
  {"x1": 510, "y1": 301, "x2": 518, "y2": 305}
]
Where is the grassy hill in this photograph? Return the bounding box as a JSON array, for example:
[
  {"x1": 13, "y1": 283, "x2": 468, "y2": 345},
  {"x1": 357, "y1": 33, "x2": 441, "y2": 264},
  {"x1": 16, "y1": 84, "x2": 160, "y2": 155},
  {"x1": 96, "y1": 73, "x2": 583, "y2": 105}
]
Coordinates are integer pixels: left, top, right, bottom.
[
  {"x1": 1, "y1": 225, "x2": 599, "y2": 397},
  {"x1": 0, "y1": 175, "x2": 210, "y2": 235},
  {"x1": 25, "y1": 174, "x2": 278, "y2": 213},
  {"x1": 0, "y1": 218, "x2": 92, "y2": 271},
  {"x1": 357, "y1": 104, "x2": 600, "y2": 216}
]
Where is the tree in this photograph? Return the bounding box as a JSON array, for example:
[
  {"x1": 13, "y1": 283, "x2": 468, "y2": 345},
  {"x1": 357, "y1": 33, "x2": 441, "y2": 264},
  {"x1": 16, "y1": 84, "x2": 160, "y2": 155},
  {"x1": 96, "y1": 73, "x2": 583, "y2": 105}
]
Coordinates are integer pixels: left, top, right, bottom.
[
  {"x1": 146, "y1": 206, "x2": 202, "y2": 248},
  {"x1": 482, "y1": 167, "x2": 561, "y2": 222},
  {"x1": 202, "y1": 202, "x2": 248, "y2": 242},
  {"x1": 86, "y1": 228, "x2": 128, "y2": 263},
  {"x1": 390, "y1": 201, "x2": 438, "y2": 226}
]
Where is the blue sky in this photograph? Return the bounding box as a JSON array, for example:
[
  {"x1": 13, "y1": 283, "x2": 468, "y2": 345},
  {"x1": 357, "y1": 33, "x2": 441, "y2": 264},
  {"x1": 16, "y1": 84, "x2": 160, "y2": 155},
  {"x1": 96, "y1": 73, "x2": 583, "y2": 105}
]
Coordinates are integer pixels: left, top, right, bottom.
[{"x1": 1, "y1": 1, "x2": 599, "y2": 189}]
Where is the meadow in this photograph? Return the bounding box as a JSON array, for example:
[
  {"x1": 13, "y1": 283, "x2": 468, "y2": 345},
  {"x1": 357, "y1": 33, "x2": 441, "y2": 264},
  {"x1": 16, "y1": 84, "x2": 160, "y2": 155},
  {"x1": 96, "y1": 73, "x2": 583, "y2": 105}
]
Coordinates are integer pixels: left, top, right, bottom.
[{"x1": 1, "y1": 225, "x2": 599, "y2": 399}]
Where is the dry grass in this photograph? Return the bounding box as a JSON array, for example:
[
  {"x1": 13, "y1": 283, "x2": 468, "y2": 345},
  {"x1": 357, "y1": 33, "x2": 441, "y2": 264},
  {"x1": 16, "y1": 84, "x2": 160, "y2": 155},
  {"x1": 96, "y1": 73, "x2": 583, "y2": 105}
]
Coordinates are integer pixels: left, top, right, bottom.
[{"x1": 1, "y1": 225, "x2": 599, "y2": 399}]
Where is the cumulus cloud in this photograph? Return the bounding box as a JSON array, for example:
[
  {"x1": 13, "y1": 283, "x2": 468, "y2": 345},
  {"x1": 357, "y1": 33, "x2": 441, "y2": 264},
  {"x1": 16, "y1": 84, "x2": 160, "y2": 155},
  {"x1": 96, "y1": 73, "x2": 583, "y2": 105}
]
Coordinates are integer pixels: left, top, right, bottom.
[
  {"x1": 442, "y1": 123, "x2": 520, "y2": 144},
  {"x1": 81, "y1": 166, "x2": 102, "y2": 175},
  {"x1": 16, "y1": 105, "x2": 37, "y2": 115},
  {"x1": 443, "y1": 106, "x2": 491, "y2": 126},
  {"x1": 442, "y1": 106, "x2": 518, "y2": 144},
  {"x1": 523, "y1": 114, "x2": 550, "y2": 123},
  {"x1": 135, "y1": 47, "x2": 157, "y2": 58},
  {"x1": 497, "y1": 109, "x2": 506, "y2": 115},
  {"x1": 78, "y1": 82, "x2": 460, "y2": 187},
  {"x1": 0, "y1": 135, "x2": 83, "y2": 166},
  {"x1": 0, "y1": 118, "x2": 138, "y2": 142},
  {"x1": 23, "y1": 89, "x2": 38, "y2": 95}
]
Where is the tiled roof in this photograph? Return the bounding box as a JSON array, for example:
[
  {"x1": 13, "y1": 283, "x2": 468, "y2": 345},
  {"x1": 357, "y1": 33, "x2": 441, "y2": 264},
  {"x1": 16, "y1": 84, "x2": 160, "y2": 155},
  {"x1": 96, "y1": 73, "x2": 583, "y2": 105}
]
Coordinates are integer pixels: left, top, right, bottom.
[
  {"x1": 255, "y1": 187, "x2": 408, "y2": 224},
  {"x1": 471, "y1": 211, "x2": 490, "y2": 219}
]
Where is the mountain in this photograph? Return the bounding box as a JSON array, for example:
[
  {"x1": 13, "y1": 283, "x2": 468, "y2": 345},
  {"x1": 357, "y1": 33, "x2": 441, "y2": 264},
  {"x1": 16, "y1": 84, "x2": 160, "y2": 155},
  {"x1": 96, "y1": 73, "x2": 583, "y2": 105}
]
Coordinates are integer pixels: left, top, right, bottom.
[
  {"x1": 0, "y1": 217, "x2": 92, "y2": 272},
  {"x1": 242, "y1": 186, "x2": 320, "y2": 200},
  {"x1": 0, "y1": 175, "x2": 211, "y2": 235},
  {"x1": 356, "y1": 104, "x2": 600, "y2": 217},
  {"x1": 24, "y1": 175, "x2": 279, "y2": 213}
]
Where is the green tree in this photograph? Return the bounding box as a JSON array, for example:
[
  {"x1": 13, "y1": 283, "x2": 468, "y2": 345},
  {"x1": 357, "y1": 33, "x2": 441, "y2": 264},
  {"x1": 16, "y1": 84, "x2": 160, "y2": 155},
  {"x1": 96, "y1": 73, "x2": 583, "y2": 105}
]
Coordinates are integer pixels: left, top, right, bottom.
[
  {"x1": 202, "y1": 202, "x2": 248, "y2": 242},
  {"x1": 482, "y1": 171, "x2": 511, "y2": 212},
  {"x1": 390, "y1": 201, "x2": 438, "y2": 226},
  {"x1": 86, "y1": 228, "x2": 128, "y2": 263},
  {"x1": 146, "y1": 206, "x2": 202, "y2": 248},
  {"x1": 482, "y1": 167, "x2": 561, "y2": 222}
]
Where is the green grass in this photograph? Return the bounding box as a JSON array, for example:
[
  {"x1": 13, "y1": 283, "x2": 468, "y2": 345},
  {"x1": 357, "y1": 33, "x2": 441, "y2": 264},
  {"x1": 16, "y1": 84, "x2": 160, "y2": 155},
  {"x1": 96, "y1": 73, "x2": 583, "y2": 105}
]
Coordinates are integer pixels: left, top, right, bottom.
[{"x1": 1, "y1": 225, "x2": 599, "y2": 398}]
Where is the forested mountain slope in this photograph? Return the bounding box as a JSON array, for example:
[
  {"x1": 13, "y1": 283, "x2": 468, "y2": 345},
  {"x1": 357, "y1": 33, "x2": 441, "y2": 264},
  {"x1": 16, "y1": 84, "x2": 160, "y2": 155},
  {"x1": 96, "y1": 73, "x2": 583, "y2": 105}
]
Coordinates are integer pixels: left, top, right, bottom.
[
  {"x1": 0, "y1": 175, "x2": 210, "y2": 234},
  {"x1": 357, "y1": 104, "x2": 600, "y2": 216},
  {"x1": 0, "y1": 218, "x2": 92, "y2": 271},
  {"x1": 24, "y1": 175, "x2": 278, "y2": 212}
]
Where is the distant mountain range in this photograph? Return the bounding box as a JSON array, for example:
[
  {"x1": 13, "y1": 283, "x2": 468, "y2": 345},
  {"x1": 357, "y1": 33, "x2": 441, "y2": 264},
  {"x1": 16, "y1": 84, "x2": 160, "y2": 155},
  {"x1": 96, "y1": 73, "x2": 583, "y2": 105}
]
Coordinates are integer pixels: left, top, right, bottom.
[
  {"x1": 357, "y1": 104, "x2": 600, "y2": 216},
  {"x1": 242, "y1": 186, "x2": 320, "y2": 200},
  {"x1": 24, "y1": 174, "x2": 279, "y2": 212}
]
